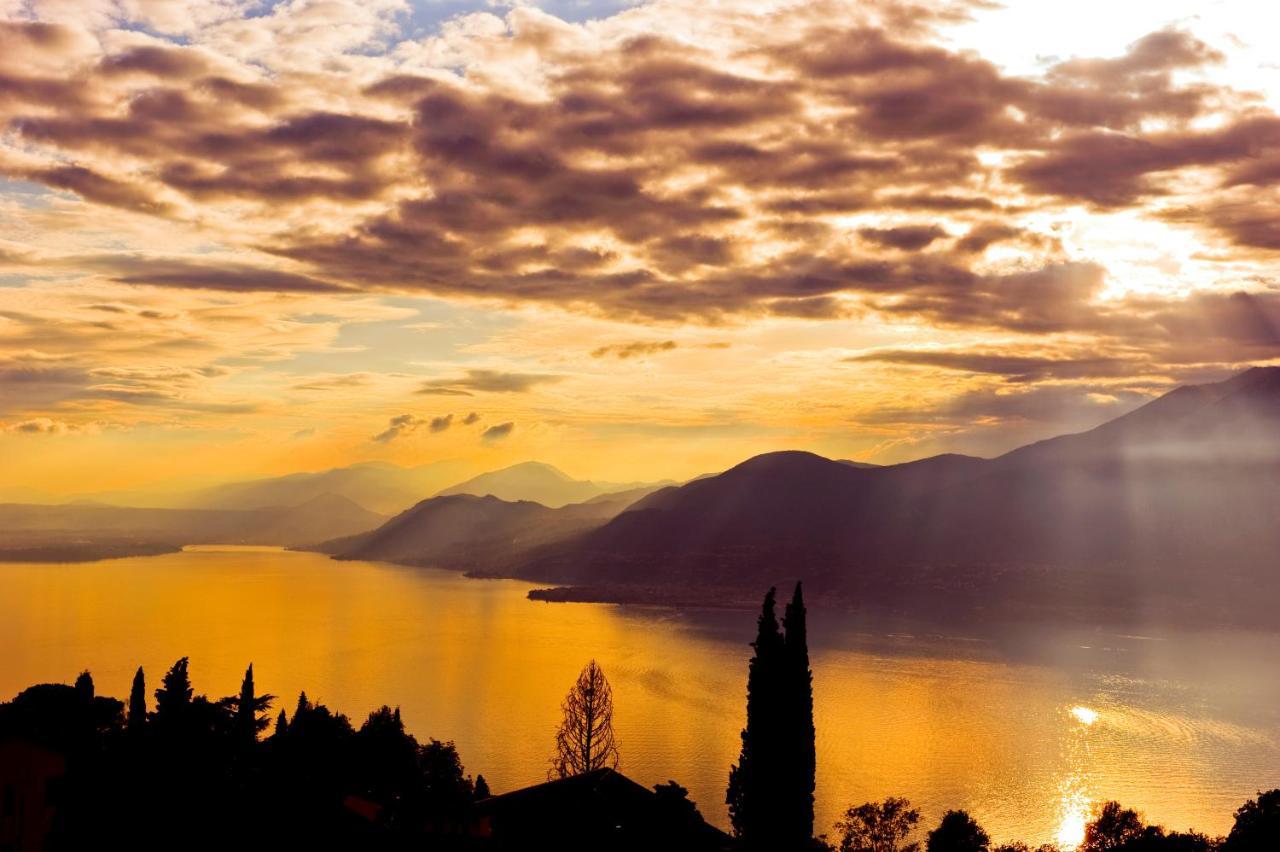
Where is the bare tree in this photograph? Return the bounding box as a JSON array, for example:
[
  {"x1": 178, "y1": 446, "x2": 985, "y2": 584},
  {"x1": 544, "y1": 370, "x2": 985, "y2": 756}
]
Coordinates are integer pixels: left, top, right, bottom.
[{"x1": 550, "y1": 659, "x2": 620, "y2": 779}]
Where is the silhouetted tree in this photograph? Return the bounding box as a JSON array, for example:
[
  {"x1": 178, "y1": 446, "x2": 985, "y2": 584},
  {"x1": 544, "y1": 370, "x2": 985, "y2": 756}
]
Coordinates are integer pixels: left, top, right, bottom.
[
  {"x1": 728, "y1": 584, "x2": 816, "y2": 849},
  {"x1": 74, "y1": 670, "x2": 94, "y2": 701},
  {"x1": 834, "y1": 797, "x2": 921, "y2": 852},
  {"x1": 269, "y1": 692, "x2": 357, "y2": 818},
  {"x1": 154, "y1": 656, "x2": 193, "y2": 723},
  {"x1": 992, "y1": 844, "x2": 1062, "y2": 852},
  {"x1": 274, "y1": 708, "x2": 288, "y2": 737},
  {"x1": 728, "y1": 587, "x2": 784, "y2": 847},
  {"x1": 1226, "y1": 790, "x2": 1280, "y2": 851},
  {"x1": 357, "y1": 705, "x2": 420, "y2": 808},
  {"x1": 1146, "y1": 832, "x2": 1221, "y2": 852},
  {"x1": 654, "y1": 780, "x2": 708, "y2": 835},
  {"x1": 1083, "y1": 802, "x2": 1146, "y2": 852},
  {"x1": 928, "y1": 810, "x2": 990, "y2": 852},
  {"x1": 1075, "y1": 802, "x2": 1222, "y2": 852},
  {"x1": 474, "y1": 774, "x2": 490, "y2": 800},
  {"x1": 222, "y1": 663, "x2": 274, "y2": 743},
  {"x1": 784, "y1": 581, "x2": 816, "y2": 841},
  {"x1": 418, "y1": 738, "x2": 474, "y2": 822},
  {"x1": 3, "y1": 665, "x2": 494, "y2": 851},
  {"x1": 127, "y1": 666, "x2": 146, "y2": 734},
  {"x1": 551, "y1": 659, "x2": 619, "y2": 779}
]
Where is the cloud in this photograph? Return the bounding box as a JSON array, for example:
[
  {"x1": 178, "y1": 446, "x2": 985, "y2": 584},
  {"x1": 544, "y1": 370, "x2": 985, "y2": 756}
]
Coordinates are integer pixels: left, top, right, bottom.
[
  {"x1": 25, "y1": 164, "x2": 172, "y2": 215},
  {"x1": 481, "y1": 421, "x2": 514, "y2": 442},
  {"x1": 858, "y1": 225, "x2": 948, "y2": 251},
  {"x1": 1, "y1": 0, "x2": 1280, "y2": 469},
  {"x1": 462, "y1": 411, "x2": 480, "y2": 425},
  {"x1": 4, "y1": 417, "x2": 80, "y2": 434},
  {"x1": 860, "y1": 382, "x2": 1153, "y2": 429},
  {"x1": 591, "y1": 340, "x2": 678, "y2": 359},
  {"x1": 370, "y1": 411, "x2": 456, "y2": 442},
  {"x1": 372, "y1": 413, "x2": 425, "y2": 444},
  {"x1": 417, "y1": 369, "x2": 563, "y2": 395},
  {"x1": 849, "y1": 350, "x2": 1141, "y2": 383},
  {"x1": 293, "y1": 373, "x2": 372, "y2": 391},
  {"x1": 88, "y1": 257, "x2": 351, "y2": 294},
  {"x1": 0, "y1": 4, "x2": 1265, "y2": 333}
]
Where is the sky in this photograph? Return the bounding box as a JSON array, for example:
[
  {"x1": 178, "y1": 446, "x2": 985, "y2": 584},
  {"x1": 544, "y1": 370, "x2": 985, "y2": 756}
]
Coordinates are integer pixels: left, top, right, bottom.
[{"x1": 2, "y1": 0, "x2": 1280, "y2": 496}]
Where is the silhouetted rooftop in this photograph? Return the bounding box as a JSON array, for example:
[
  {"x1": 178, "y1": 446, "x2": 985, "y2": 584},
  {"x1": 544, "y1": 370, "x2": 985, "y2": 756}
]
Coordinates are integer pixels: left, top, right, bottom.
[{"x1": 475, "y1": 769, "x2": 731, "y2": 851}]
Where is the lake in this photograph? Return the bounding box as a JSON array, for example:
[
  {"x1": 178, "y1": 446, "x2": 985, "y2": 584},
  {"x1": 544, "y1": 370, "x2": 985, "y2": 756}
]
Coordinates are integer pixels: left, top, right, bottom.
[{"x1": 2, "y1": 546, "x2": 1278, "y2": 848}]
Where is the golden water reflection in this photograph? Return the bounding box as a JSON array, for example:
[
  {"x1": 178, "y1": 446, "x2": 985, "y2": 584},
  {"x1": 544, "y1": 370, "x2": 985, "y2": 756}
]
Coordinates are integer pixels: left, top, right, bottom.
[
  {"x1": 2, "y1": 548, "x2": 1279, "y2": 847},
  {"x1": 1054, "y1": 705, "x2": 1101, "y2": 849}
]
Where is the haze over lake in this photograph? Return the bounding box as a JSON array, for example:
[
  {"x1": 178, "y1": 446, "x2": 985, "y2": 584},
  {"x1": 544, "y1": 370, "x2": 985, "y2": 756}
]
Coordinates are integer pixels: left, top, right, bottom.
[{"x1": 4, "y1": 546, "x2": 1277, "y2": 849}]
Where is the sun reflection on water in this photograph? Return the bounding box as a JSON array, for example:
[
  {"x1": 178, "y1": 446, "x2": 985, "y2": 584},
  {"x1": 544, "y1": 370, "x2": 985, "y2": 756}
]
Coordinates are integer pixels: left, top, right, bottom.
[
  {"x1": 1056, "y1": 781, "x2": 1090, "y2": 850},
  {"x1": 1056, "y1": 704, "x2": 1099, "y2": 849},
  {"x1": 1071, "y1": 705, "x2": 1099, "y2": 725}
]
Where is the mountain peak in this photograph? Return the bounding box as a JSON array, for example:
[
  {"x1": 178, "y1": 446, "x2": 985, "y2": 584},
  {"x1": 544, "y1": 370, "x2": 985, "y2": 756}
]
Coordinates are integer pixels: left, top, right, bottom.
[
  {"x1": 289, "y1": 492, "x2": 379, "y2": 516},
  {"x1": 729, "y1": 450, "x2": 838, "y2": 472},
  {"x1": 486, "y1": 461, "x2": 574, "y2": 481}
]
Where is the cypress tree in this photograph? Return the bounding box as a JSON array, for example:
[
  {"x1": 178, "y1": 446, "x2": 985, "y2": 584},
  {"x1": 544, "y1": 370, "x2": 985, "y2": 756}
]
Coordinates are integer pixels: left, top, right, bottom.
[
  {"x1": 274, "y1": 709, "x2": 288, "y2": 738},
  {"x1": 783, "y1": 581, "x2": 816, "y2": 845},
  {"x1": 728, "y1": 584, "x2": 818, "y2": 850},
  {"x1": 474, "y1": 774, "x2": 490, "y2": 800},
  {"x1": 128, "y1": 666, "x2": 147, "y2": 733},
  {"x1": 727, "y1": 587, "x2": 785, "y2": 849},
  {"x1": 227, "y1": 663, "x2": 274, "y2": 743}
]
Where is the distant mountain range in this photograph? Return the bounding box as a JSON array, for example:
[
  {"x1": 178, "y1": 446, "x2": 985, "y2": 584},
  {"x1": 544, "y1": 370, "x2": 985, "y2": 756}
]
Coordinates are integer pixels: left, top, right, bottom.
[
  {"x1": 180, "y1": 459, "x2": 665, "y2": 515},
  {"x1": 0, "y1": 494, "x2": 387, "y2": 561},
  {"x1": 0, "y1": 458, "x2": 667, "y2": 562},
  {"x1": 315, "y1": 366, "x2": 1280, "y2": 623},
  {"x1": 180, "y1": 460, "x2": 474, "y2": 516}
]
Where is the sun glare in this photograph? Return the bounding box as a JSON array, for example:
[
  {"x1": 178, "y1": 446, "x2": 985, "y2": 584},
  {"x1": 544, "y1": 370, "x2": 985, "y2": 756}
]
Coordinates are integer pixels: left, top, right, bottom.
[
  {"x1": 1056, "y1": 793, "x2": 1089, "y2": 851},
  {"x1": 1071, "y1": 705, "x2": 1099, "y2": 725}
]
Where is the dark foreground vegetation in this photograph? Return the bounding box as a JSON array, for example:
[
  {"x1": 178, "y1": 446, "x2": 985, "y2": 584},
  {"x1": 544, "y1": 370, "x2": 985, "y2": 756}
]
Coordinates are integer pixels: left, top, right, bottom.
[{"x1": 2, "y1": 585, "x2": 1277, "y2": 852}]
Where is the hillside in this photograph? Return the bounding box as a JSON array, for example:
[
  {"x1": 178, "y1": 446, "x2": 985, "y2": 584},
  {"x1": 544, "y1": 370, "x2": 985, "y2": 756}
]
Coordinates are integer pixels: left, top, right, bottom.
[
  {"x1": 315, "y1": 490, "x2": 643, "y2": 569},
  {"x1": 507, "y1": 368, "x2": 1280, "y2": 619}
]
